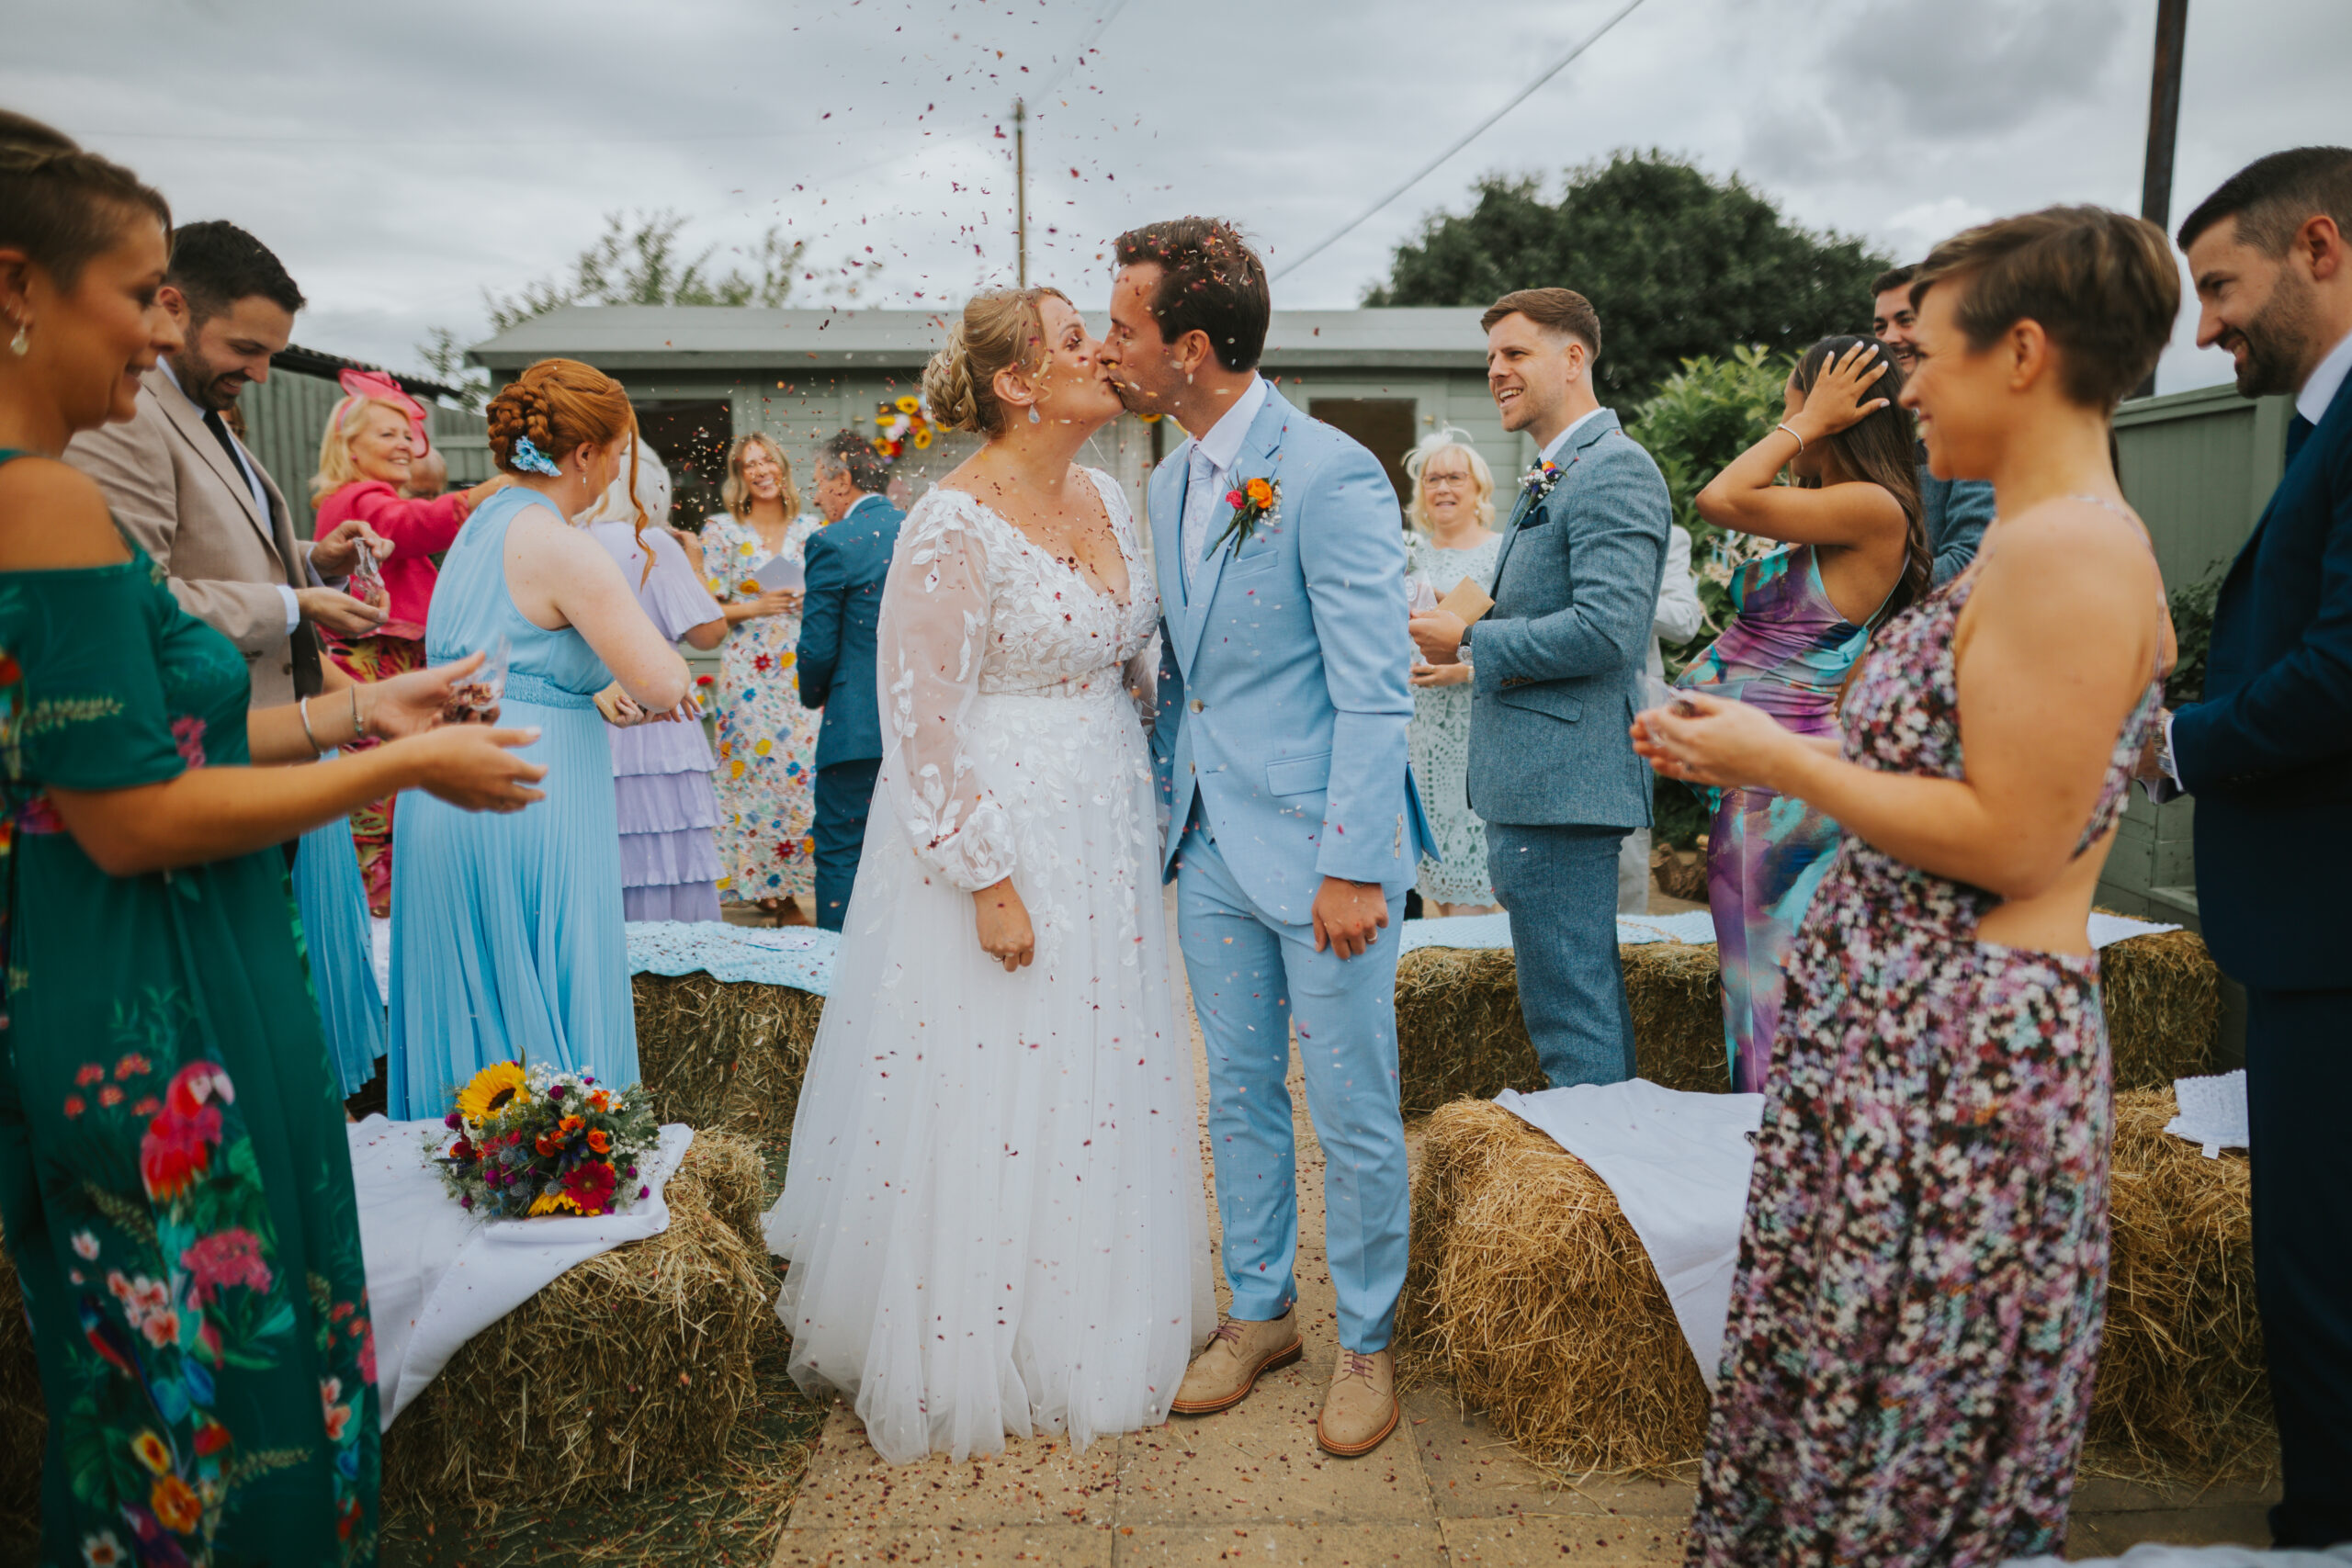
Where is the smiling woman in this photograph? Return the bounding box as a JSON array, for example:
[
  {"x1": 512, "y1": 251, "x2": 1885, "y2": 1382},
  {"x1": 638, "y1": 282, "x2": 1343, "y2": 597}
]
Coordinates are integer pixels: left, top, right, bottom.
[{"x1": 312, "y1": 378, "x2": 508, "y2": 914}]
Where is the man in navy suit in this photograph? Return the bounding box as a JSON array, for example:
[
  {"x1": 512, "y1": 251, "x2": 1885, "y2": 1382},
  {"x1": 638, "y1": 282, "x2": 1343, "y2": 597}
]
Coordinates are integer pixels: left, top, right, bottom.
[
  {"x1": 2161, "y1": 146, "x2": 2352, "y2": 1547},
  {"x1": 797, "y1": 431, "x2": 905, "y2": 931}
]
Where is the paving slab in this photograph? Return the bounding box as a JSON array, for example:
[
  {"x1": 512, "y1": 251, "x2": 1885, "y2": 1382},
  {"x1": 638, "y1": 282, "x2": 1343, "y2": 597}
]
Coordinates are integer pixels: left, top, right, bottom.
[
  {"x1": 1439, "y1": 1512, "x2": 1690, "y2": 1565},
  {"x1": 1112, "y1": 1521, "x2": 1451, "y2": 1567},
  {"x1": 772, "y1": 1522, "x2": 1115, "y2": 1565},
  {"x1": 1404, "y1": 1389, "x2": 1695, "y2": 1522},
  {"x1": 790, "y1": 1404, "x2": 1123, "y2": 1529}
]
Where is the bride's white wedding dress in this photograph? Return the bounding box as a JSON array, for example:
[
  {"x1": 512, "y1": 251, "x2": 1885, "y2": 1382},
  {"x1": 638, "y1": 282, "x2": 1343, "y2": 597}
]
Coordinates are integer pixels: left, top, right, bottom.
[{"x1": 763, "y1": 468, "x2": 1212, "y2": 1463}]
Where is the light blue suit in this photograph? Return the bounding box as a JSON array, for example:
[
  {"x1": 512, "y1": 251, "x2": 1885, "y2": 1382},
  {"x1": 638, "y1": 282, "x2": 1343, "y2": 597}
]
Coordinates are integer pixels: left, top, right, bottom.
[{"x1": 1151, "y1": 383, "x2": 1434, "y2": 1354}]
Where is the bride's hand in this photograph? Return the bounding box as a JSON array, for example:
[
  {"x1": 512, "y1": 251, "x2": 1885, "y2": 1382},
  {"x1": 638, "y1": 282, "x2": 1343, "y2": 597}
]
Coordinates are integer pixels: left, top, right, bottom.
[{"x1": 973, "y1": 878, "x2": 1035, "y2": 971}]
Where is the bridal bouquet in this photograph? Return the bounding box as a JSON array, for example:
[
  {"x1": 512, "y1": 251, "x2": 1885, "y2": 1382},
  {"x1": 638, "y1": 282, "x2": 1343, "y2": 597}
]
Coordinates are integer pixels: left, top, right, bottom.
[{"x1": 424, "y1": 1060, "x2": 660, "y2": 1219}]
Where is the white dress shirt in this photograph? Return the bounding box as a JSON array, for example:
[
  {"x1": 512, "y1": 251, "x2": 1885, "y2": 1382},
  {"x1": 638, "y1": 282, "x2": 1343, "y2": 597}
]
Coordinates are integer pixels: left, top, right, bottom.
[
  {"x1": 159, "y1": 359, "x2": 301, "y2": 636},
  {"x1": 1179, "y1": 374, "x2": 1270, "y2": 592}
]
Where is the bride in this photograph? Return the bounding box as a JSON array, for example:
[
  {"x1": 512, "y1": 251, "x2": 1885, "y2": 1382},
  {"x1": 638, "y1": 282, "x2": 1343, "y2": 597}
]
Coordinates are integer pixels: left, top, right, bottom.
[{"x1": 763, "y1": 288, "x2": 1212, "y2": 1463}]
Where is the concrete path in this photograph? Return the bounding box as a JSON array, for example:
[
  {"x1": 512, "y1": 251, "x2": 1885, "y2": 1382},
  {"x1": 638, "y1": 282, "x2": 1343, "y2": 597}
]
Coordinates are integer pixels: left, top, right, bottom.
[{"x1": 770, "y1": 909, "x2": 2278, "y2": 1565}]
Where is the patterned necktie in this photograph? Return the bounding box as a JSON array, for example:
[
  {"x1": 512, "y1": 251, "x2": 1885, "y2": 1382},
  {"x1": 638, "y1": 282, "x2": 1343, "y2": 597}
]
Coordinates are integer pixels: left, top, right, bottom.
[
  {"x1": 206, "y1": 407, "x2": 323, "y2": 698},
  {"x1": 1183, "y1": 445, "x2": 1218, "y2": 591}
]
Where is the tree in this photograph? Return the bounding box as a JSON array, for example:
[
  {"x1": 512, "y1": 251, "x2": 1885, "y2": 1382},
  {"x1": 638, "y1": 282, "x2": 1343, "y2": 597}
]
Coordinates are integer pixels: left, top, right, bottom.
[
  {"x1": 415, "y1": 209, "x2": 808, "y2": 402},
  {"x1": 1364, "y1": 152, "x2": 1892, "y2": 407}
]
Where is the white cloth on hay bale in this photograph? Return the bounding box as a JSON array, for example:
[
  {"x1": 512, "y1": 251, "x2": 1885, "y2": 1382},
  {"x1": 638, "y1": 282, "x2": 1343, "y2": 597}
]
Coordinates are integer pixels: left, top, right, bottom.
[
  {"x1": 2007, "y1": 1546, "x2": 2352, "y2": 1566},
  {"x1": 2164, "y1": 1069, "x2": 2249, "y2": 1157},
  {"x1": 1496, "y1": 1079, "x2": 1764, "y2": 1391},
  {"x1": 1402, "y1": 908, "x2": 2180, "y2": 955},
  {"x1": 346, "y1": 1115, "x2": 695, "y2": 1427}
]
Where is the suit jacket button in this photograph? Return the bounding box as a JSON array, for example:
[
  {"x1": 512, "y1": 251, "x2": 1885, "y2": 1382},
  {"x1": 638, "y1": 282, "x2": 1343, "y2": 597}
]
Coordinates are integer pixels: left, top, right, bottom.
[{"x1": 1189, "y1": 698, "x2": 1204, "y2": 713}]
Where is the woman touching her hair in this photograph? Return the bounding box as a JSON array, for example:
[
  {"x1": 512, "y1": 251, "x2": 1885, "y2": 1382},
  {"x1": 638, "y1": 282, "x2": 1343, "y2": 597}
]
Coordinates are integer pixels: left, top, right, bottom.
[
  {"x1": 0, "y1": 111, "x2": 541, "y2": 1563},
  {"x1": 1674, "y1": 334, "x2": 1925, "y2": 1094},
  {"x1": 1640, "y1": 206, "x2": 2178, "y2": 1563}
]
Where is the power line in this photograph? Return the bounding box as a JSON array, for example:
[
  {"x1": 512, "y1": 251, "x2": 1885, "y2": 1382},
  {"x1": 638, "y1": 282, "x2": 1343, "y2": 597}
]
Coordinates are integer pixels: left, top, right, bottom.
[
  {"x1": 1035, "y1": 0, "x2": 1133, "y2": 101},
  {"x1": 1269, "y1": 0, "x2": 1649, "y2": 283}
]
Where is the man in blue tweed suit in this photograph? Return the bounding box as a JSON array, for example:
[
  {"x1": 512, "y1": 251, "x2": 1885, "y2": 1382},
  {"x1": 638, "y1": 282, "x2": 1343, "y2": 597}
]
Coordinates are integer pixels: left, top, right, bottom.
[{"x1": 1413, "y1": 288, "x2": 1670, "y2": 1088}]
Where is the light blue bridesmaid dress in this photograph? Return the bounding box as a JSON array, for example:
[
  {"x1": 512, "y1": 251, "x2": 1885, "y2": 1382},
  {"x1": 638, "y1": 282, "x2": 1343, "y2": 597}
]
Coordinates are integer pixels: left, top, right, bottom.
[
  {"x1": 386, "y1": 487, "x2": 639, "y2": 1119},
  {"x1": 291, "y1": 773, "x2": 384, "y2": 1096}
]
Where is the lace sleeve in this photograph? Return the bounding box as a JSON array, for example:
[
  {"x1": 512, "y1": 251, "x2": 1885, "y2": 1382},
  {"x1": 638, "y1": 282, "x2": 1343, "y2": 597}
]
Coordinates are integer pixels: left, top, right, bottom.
[{"x1": 877, "y1": 496, "x2": 1018, "y2": 891}]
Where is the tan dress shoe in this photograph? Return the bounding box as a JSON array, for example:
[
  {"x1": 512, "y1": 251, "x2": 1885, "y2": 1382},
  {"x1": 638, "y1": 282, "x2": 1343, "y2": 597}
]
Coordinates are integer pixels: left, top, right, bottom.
[
  {"x1": 1170, "y1": 1310, "x2": 1303, "y2": 1416},
  {"x1": 1316, "y1": 1348, "x2": 1398, "y2": 1457}
]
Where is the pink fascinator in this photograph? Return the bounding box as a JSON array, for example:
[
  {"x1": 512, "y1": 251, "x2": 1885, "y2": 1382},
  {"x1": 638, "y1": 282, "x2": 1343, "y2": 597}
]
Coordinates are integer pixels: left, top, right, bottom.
[{"x1": 337, "y1": 367, "x2": 432, "y2": 457}]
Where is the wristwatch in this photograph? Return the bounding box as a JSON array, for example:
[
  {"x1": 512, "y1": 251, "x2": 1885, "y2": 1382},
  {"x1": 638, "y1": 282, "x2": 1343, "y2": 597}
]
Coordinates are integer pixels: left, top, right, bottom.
[{"x1": 1456, "y1": 621, "x2": 1475, "y2": 669}]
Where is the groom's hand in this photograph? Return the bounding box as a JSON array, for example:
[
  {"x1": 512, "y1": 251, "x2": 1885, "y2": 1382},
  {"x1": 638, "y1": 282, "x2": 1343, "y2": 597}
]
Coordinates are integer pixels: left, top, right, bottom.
[{"x1": 1313, "y1": 877, "x2": 1389, "y2": 960}]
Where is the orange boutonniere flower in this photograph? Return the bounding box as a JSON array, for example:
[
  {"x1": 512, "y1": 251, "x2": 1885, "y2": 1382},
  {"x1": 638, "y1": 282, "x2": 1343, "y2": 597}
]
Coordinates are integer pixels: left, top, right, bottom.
[{"x1": 1213, "y1": 475, "x2": 1282, "y2": 556}]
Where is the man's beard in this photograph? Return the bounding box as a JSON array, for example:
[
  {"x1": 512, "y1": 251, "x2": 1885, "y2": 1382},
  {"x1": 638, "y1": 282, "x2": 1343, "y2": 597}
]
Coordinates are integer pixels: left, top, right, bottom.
[
  {"x1": 1107, "y1": 372, "x2": 1158, "y2": 415},
  {"x1": 164, "y1": 346, "x2": 244, "y2": 412},
  {"x1": 2225, "y1": 268, "x2": 2319, "y2": 399}
]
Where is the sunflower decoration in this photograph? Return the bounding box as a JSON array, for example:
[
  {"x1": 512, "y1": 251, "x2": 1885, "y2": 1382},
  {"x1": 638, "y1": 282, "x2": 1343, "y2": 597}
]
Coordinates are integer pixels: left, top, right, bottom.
[
  {"x1": 425, "y1": 1060, "x2": 661, "y2": 1221},
  {"x1": 456, "y1": 1060, "x2": 527, "y2": 1124},
  {"x1": 872, "y1": 394, "x2": 934, "y2": 463}
]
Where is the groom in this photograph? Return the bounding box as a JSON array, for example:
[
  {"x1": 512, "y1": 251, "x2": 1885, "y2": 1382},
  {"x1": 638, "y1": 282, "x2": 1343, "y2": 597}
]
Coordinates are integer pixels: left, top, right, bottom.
[{"x1": 1100, "y1": 218, "x2": 1433, "y2": 1459}]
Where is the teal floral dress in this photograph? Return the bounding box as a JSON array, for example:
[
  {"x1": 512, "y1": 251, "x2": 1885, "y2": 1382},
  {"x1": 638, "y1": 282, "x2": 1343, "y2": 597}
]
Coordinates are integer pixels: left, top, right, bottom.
[{"x1": 0, "y1": 458, "x2": 379, "y2": 1564}]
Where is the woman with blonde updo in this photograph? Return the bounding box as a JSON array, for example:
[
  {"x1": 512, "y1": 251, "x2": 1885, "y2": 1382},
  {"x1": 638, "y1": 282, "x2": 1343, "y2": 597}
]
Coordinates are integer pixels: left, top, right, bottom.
[
  {"x1": 311, "y1": 374, "x2": 508, "y2": 914},
  {"x1": 1400, "y1": 428, "x2": 1499, "y2": 915},
  {"x1": 765, "y1": 288, "x2": 1210, "y2": 1464},
  {"x1": 388, "y1": 357, "x2": 692, "y2": 1120}
]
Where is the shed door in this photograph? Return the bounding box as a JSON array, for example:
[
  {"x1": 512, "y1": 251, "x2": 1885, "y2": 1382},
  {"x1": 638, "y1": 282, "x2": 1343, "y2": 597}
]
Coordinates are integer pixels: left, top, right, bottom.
[
  {"x1": 1307, "y1": 399, "x2": 1417, "y2": 518},
  {"x1": 635, "y1": 400, "x2": 732, "y2": 527}
]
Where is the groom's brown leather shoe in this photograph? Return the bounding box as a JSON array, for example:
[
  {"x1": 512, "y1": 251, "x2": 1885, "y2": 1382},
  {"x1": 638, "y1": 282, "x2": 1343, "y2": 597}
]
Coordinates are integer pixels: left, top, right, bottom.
[
  {"x1": 1170, "y1": 1309, "x2": 1303, "y2": 1416},
  {"x1": 1315, "y1": 1348, "x2": 1398, "y2": 1457}
]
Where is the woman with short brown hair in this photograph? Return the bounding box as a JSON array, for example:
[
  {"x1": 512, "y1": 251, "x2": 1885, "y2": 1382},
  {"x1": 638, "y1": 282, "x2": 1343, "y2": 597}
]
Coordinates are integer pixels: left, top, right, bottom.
[{"x1": 1636, "y1": 205, "x2": 2178, "y2": 1562}]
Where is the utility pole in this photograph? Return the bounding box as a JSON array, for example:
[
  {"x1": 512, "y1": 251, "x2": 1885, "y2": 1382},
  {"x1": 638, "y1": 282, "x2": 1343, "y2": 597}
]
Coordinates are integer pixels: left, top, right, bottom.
[
  {"x1": 1013, "y1": 97, "x2": 1029, "y2": 288},
  {"x1": 2135, "y1": 0, "x2": 2189, "y2": 399}
]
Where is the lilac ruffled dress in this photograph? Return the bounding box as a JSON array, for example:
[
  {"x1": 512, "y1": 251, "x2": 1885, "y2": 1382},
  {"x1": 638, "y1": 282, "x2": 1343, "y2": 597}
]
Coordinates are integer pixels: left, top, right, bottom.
[{"x1": 586, "y1": 522, "x2": 727, "y2": 921}]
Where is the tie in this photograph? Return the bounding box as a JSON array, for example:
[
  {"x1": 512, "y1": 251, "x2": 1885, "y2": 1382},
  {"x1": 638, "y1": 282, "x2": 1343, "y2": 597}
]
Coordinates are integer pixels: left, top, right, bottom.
[
  {"x1": 2286, "y1": 412, "x2": 2315, "y2": 465},
  {"x1": 1183, "y1": 445, "x2": 1217, "y2": 591},
  {"x1": 207, "y1": 408, "x2": 323, "y2": 698}
]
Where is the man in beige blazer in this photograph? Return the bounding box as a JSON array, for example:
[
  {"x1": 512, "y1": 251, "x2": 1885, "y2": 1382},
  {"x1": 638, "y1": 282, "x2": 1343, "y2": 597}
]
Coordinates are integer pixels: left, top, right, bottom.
[{"x1": 67, "y1": 221, "x2": 384, "y2": 709}]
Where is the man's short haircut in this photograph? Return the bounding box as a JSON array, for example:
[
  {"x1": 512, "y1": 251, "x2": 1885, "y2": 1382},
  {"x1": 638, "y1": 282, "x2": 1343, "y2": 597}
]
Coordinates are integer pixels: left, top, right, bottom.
[
  {"x1": 2177, "y1": 146, "x2": 2352, "y2": 255},
  {"x1": 820, "y1": 429, "x2": 888, "y2": 494},
  {"x1": 167, "y1": 220, "x2": 304, "y2": 324},
  {"x1": 1479, "y1": 288, "x2": 1601, "y2": 358},
  {"x1": 1911, "y1": 205, "x2": 2177, "y2": 412},
  {"x1": 1112, "y1": 217, "x2": 1270, "y2": 372},
  {"x1": 1870, "y1": 264, "x2": 1917, "y2": 299}
]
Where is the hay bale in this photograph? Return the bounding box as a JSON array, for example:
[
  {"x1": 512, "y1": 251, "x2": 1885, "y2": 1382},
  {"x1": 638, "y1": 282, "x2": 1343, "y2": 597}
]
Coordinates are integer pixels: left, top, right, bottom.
[
  {"x1": 668, "y1": 1128, "x2": 768, "y2": 1255},
  {"x1": 1397, "y1": 1100, "x2": 1708, "y2": 1472},
  {"x1": 1394, "y1": 943, "x2": 1727, "y2": 1114},
  {"x1": 380, "y1": 1136, "x2": 769, "y2": 1506},
  {"x1": 632, "y1": 973, "x2": 825, "y2": 1146},
  {"x1": 2089, "y1": 1086, "x2": 2269, "y2": 1476},
  {"x1": 2100, "y1": 929, "x2": 2221, "y2": 1090}
]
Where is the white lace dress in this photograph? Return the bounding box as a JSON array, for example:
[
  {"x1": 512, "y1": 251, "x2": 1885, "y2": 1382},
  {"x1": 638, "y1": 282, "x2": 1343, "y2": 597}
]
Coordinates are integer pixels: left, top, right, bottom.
[
  {"x1": 1406, "y1": 532, "x2": 1502, "y2": 905},
  {"x1": 762, "y1": 468, "x2": 1212, "y2": 1464}
]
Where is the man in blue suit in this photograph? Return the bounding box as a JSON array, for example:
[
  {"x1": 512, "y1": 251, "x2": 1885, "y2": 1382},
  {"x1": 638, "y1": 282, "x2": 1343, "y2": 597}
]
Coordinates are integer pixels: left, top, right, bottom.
[
  {"x1": 1101, "y1": 217, "x2": 1433, "y2": 1459},
  {"x1": 1413, "y1": 288, "x2": 1669, "y2": 1089},
  {"x1": 797, "y1": 431, "x2": 905, "y2": 931},
  {"x1": 2159, "y1": 147, "x2": 2352, "y2": 1548}
]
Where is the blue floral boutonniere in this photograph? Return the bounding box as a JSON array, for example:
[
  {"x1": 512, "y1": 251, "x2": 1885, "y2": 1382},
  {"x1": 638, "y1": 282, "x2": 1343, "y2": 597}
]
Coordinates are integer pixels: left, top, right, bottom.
[{"x1": 1520, "y1": 459, "x2": 1566, "y2": 504}]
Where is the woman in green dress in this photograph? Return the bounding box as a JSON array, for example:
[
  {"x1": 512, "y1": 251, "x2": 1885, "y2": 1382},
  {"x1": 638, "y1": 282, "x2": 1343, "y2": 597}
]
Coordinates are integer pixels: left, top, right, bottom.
[{"x1": 0, "y1": 115, "x2": 547, "y2": 1564}]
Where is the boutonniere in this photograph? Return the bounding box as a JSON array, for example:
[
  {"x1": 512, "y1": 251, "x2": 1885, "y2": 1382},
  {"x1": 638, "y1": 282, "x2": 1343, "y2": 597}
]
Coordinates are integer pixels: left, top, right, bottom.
[
  {"x1": 1212, "y1": 475, "x2": 1281, "y2": 554},
  {"x1": 1519, "y1": 459, "x2": 1567, "y2": 509}
]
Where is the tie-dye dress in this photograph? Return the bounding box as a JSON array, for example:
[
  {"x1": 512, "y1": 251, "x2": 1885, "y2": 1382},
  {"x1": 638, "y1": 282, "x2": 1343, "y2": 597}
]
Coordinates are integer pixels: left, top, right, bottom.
[{"x1": 1673, "y1": 544, "x2": 1872, "y2": 1092}]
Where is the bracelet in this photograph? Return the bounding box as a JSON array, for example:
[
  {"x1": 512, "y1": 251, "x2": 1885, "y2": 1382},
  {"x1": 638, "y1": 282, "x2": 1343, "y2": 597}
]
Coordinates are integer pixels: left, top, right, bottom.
[
  {"x1": 350, "y1": 682, "x2": 365, "y2": 742},
  {"x1": 299, "y1": 696, "x2": 322, "y2": 755},
  {"x1": 1775, "y1": 422, "x2": 1806, "y2": 453}
]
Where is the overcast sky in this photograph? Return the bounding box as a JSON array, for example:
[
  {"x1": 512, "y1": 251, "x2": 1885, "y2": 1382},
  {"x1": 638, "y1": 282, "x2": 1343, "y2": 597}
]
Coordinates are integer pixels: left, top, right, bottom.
[{"x1": 10, "y1": 0, "x2": 2346, "y2": 397}]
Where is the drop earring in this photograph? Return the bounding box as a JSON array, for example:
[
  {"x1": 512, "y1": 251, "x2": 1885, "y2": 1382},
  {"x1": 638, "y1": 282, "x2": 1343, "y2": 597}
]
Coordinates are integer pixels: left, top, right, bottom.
[
  {"x1": 7, "y1": 320, "x2": 26, "y2": 357},
  {"x1": 1028, "y1": 402, "x2": 1042, "y2": 424}
]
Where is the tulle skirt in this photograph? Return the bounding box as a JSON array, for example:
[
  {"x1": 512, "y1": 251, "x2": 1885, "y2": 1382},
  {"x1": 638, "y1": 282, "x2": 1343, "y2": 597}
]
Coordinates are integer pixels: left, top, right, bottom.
[{"x1": 763, "y1": 685, "x2": 1212, "y2": 1463}]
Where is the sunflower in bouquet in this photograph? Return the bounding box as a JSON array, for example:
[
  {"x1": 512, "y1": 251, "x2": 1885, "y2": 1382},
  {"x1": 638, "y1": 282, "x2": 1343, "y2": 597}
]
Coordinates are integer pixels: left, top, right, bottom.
[{"x1": 425, "y1": 1060, "x2": 661, "y2": 1219}]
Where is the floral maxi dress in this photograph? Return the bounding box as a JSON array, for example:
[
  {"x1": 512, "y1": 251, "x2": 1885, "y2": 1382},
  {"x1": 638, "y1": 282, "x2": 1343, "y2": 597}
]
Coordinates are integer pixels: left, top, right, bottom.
[
  {"x1": 703, "y1": 511, "x2": 823, "y2": 904},
  {"x1": 1685, "y1": 570, "x2": 2163, "y2": 1567},
  {"x1": 0, "y1": 489, "x2": 379, "y2": 1562}
]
